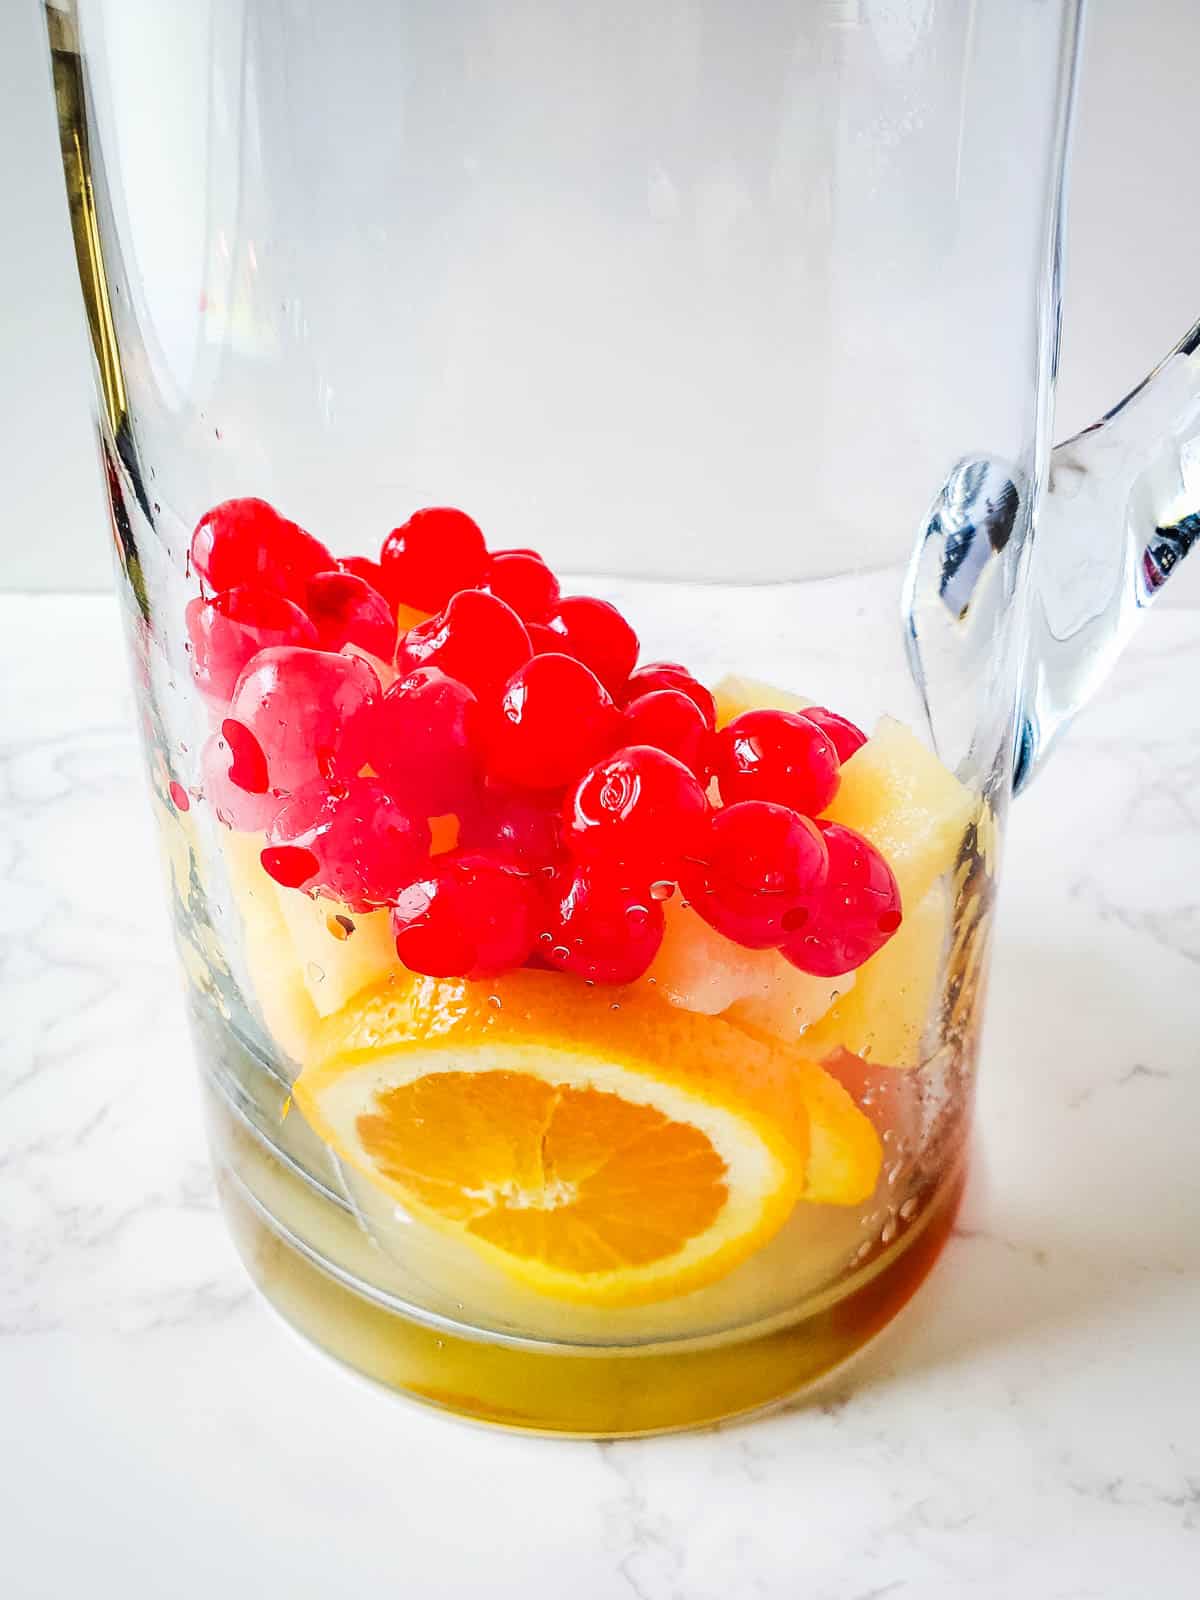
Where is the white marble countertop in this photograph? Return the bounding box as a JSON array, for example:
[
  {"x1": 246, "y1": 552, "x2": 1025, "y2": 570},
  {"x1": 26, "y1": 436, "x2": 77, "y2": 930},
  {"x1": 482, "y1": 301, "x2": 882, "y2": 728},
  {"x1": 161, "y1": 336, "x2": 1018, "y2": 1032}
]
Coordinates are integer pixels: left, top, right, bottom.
[{"x1": 2, "y1": 593, "x2": 1198, "y2": 1598}]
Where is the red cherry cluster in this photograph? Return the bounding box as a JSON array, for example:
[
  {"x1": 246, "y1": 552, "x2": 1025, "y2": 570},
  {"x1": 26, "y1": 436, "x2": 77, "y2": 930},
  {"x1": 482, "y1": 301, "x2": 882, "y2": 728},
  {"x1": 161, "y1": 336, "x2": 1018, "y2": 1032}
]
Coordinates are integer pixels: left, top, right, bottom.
[{"x1": 186, "y1": 498, "x2": 901, "y2": 983}]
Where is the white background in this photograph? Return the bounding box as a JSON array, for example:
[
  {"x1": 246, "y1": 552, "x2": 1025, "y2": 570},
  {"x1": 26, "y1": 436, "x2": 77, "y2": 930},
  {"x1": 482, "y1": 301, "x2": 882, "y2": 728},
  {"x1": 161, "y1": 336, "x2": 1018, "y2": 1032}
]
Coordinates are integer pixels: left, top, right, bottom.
[{"x1": 2, "y1": 0, "x2": 1198, "y2": 593}]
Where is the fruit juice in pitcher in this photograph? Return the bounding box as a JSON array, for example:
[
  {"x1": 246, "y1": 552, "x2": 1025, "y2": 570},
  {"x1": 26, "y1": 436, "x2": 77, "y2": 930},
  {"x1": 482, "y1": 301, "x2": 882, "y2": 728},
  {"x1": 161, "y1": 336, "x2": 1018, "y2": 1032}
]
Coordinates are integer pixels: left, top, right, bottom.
[{"x1": 165, "y1": 497, "x2": 980, "y2": 1433}]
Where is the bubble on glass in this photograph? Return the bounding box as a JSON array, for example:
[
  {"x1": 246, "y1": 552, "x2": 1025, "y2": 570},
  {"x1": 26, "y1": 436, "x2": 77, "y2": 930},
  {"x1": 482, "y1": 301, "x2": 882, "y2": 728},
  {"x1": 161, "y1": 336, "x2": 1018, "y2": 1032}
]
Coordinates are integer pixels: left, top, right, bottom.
[
  {"x1": 487, "y1": 994, "x2": 502, "y2": 1010},
  {"x1": 649, "y1": 880, "x2": 675, "y2": 901},
  {"x1": 306, "y1": 962, "x2": 325, "y2": 984}
]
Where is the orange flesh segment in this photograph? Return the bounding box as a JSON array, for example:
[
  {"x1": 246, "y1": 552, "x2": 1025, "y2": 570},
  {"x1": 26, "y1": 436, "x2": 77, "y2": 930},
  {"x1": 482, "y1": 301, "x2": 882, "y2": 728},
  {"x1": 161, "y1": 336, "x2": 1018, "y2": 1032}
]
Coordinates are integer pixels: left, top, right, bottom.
[{"x1": 357, "y1": 1070, "x2": 728, "y2": 1273}]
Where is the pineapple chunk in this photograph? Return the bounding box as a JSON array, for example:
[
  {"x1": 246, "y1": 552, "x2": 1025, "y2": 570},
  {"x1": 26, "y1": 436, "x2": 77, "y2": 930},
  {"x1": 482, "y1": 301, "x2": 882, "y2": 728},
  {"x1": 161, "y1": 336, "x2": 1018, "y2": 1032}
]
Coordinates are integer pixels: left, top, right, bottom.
[
  {"x1": 155, "y1": 794, "x2": 198, "y2": 908},
  {"x1": 272, "y1": 887, "x2": 397, "y2": 1018},
  {"x1": 646, "y1": 897, "x2": 763, "y2": 1014},
  {"x1": 702, "y1": 679, "x2": 968, "y2": 1070},
  {"x1": 644, "y1": 902, "x2": 880, "y2": 1202},
  {"x1": 824, "y1": 716, "x2": 975, "y2": 907},
  {"x1": 221, "y1": 831, "x2": 402, "y2": 1058},
  {"x1": 712, "y1": 674, "x2": 813, "y2": 729},
  {"x1": 725, "y1": 958, "x2": 851, "y2": 1049},
  {"x1": 800, "y1": 883, "x2": 948, "y2": 1070},
  {"x1": 222, "y1": 831, "x2": 323, "y2": 1063},
  {"x1": 649, "y1": 897, "x2": 850, "y2": 1040}
]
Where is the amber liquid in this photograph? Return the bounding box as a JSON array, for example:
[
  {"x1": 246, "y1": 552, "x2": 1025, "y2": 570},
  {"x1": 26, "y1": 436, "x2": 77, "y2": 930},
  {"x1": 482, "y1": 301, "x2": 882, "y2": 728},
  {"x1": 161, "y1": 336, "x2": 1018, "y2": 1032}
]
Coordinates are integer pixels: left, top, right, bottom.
[{"x1": 203, "y1": 1053, "x2": 964, "y2": 1437}]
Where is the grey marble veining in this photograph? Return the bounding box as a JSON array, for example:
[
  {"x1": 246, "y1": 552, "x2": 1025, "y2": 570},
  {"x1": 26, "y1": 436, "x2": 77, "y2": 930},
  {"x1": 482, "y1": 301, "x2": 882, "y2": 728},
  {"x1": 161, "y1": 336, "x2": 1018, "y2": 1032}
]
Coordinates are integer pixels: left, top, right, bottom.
[{"x1": 1, "y1": 595, "x2": 1197, "y2": 1600}]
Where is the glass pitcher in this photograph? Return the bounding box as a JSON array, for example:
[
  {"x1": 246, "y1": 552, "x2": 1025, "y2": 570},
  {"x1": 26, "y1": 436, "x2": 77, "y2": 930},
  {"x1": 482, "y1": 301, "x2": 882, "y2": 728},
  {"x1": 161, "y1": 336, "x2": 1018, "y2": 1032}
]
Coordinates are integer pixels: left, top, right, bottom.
[{"x1": 40, "y1": 0, "x2": 1200, "y2": 1436}]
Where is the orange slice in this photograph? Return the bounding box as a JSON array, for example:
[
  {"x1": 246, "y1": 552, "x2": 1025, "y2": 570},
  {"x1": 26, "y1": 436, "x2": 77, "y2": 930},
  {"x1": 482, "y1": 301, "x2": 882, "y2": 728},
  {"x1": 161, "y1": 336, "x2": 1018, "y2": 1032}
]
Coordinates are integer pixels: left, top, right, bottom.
[{"x1": 298, "y1": 971, "x2": 811, "y2": 1304}]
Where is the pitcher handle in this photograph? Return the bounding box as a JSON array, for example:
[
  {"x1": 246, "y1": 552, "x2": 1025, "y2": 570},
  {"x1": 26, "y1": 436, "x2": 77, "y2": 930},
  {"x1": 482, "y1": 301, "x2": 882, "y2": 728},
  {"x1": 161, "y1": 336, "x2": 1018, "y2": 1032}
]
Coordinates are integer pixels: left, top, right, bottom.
[{"x1": 1013, "y1": 318, "x2": 1200, "y2": 791}]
